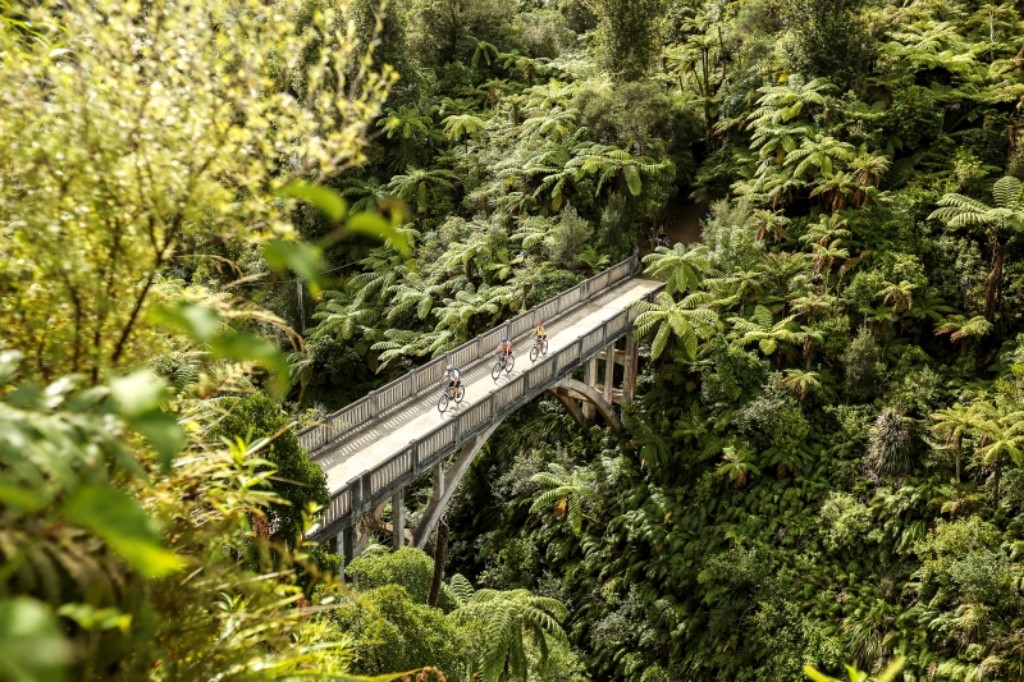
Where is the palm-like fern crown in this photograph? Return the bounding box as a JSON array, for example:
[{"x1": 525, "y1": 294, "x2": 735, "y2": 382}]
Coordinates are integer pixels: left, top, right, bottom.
[
  {"x1": 448, "y1": 575, "x2": 569, "y2": 682},
  {"x1": 642, "y1": 243, "x2": 713, "y2": 295},
  {"x1": 929, "y1": 176, "x2": 1024, "y2": 232},
  {"x1": 529, "y1": 462, "x2": 598, "y2": 536}
]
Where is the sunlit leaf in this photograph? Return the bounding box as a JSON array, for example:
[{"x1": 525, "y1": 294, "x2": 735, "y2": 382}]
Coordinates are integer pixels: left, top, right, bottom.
[
  {"x1": 0, "y1": 349, "x2": 24, "y2": 385},
  {"x1": 62, "y1": 486, "x2": 185, "y2": 578},
  {"x1": 150, "y1": 302, "x2": 222, "y2": 343},
  {"x1": 0, "y1": 482, "x2": 45, "y2": 513},
  {"x1": 108, "y1": 370, "x2": 170, "y2": 418},
  {"x1": 277, "y1": 181, "x2": 348, "y2": 222},
  {"x1": 57, "y1": 604, "x2": 132, "y2": 634},
  {"x1": 128, "y1": 411, "x2": 187, "y2": 468},
  {"x1": 0, "y1": 598, "x2": 71, "y2": 682},
  {"x1": 803, "y1": 666, "x2": 836, "y2": 682},
  {"x1": 210, "y1": 332, "x2": 290, "y2": 397},
  {"x1": 347, "y1": 212, "x2": 412, "y2": 258},
  {"x1": 264, "y1": 239, "x2": 329, "y2": 293}
]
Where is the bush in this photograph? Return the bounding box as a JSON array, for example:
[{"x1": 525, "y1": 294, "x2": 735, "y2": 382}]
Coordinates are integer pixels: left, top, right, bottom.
[
  {"x1": 346, "y1": 546, "x2": 435, "y2": 604},
  {"x1": 210, "y1": 393, "x2": 328, "y2": 539},
  {"x1": 545, "y1": 205, "x2": 594, "y2": 268},
  {"x1": 514, "y1": 9, "x2": 576, "y2": 59},
  {"x1": 819, "y1": 492, "x2": 872, "y2": 552},
  {"x1": 841, "y1": 328, "x2": 885, "y2": 402},
  {"x1": 864, "y1": 407, "x2": 917, "y2": 478},
  {"x1": 736, "y1": 382, "x2": 810, "y2": 455},
  {"x1": 317, "y1": 583, "x2": 472, "y2": 678}
]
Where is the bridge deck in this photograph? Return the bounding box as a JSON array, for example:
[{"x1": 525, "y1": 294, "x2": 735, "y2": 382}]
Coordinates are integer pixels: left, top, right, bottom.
[{"x1": 317, "y1": 277, "x2": 662, "y2": 494}]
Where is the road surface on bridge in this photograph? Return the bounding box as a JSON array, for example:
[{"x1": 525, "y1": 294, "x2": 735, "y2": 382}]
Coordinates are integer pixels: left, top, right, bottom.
[{"x1": 315, "y1": 276, "x2": 663, "y2": 495}]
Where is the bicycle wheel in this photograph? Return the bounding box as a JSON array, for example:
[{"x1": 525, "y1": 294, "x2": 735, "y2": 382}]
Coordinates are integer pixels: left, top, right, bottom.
[
  {"x1": 529, "y1": 345, "x2": 539, "y2": 362},
  {"x1": 454, "y1": 385, "x2": 465, "y2": 403},
  {"x1": 438, "y1": 392, "x2": 449, "y2": 413},
  {"x1": 491, "y1": 359, "x2": 503, "y2": 381},
  {"x1": 505, "y1": 354, "x2": 515, "y2": 373},
  {"x1": 541, "y1": 338, "x2": 548, "y2": 355}
]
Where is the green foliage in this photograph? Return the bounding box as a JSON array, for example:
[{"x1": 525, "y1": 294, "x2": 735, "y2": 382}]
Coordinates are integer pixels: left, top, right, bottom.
[
  {"x1": 818, "y1": 492, "x2": 871, "y2": 553},
  {"x1": 347, "y1": 547, "x2": 436, "y2": 604},
  {"x1": 0, "y1": 0, "x2": 394, "y2": 384},
  {"x1": 0, "y1": 598, "x2": 71, "y2": 682},
  {"x1": 451, "y1": 579, "x2": 571, "y2": 682},
  {"x1": 633, "y1": 291, "x2": 719, "y2": 361},
  {"x1": 318, "y1": 583, "x2": 471, "y2": 678},
  {"x1": 841, "y1": 328, "x2": 885, "y2": 402},
  {"x1": 10, "y1": 0, "x2": 1024, "y2": 679},
  {"x1": 642, "y1": 243, "x2": 713, "y2": 296},
  {"x1": 805, "y1": 657, "x2": 904, "y2": 682},
  {"x1": 587, "y1": 0, "x2": 665, "y2": 81},
  {"x1": 209, "y1": 393, "x2": 329, "y2": 539},
  {"x1": 529, "y1": 463, "x2": 598, "y2": 536},
  {"x1": 929, "y1": 176, "x2": 1024, "y2": 323},
  {"x1": 780, "y1": 0, "x2": 873, "y2": 89}
]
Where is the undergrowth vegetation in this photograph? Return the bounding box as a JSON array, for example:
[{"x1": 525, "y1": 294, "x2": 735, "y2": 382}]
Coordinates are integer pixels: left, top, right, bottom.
[{"x1": 4, "y1": 0, "x2": 1024, "y2": 679}]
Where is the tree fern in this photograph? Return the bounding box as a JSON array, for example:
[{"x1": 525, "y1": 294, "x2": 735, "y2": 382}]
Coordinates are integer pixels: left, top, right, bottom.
[
  {"x1": 442, "y1": 113, "x2": 487, "y2": 141},
  {"x1": 642, "y1": 243, "x2": 713, "y2": 295},
  {"x1": 529, "y1": 463, "x2": 597, "y2": 536},
  {"x1": 633, "y1": 291, "x2": 717, "y2": 360},
  {"x1": 452, "y1": 583, "x2": 570, "y2": 682}
]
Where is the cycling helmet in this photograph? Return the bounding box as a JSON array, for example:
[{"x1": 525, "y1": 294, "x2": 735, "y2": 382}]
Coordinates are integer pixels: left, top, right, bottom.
[
  {"x1": 502, "y1": 336, "x2": 509, "y2": 342},
  {"x1": 446, "y1": 364, "x2": 453, "y2": 371}
]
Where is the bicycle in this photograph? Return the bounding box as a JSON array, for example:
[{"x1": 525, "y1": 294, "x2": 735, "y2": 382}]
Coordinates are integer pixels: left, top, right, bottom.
[
  {"x1": 491, "y1": 352, "x2": 515, "y2": 381},
  {"x1": 437, "y1": 381, "x2": 465, "y2": 413},
  {"x1": 529, "y1": 336, "x2": 549, "y2": 362}
]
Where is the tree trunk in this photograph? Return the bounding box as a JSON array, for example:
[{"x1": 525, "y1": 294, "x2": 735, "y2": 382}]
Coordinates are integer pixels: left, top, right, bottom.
[
  {"x1": 427, "y1": 519, "x2": 449, "y2": 607},
  {"x1": 955, "y1": 435, "x2": 962, "y2": 484},
  {"x1": 983, "y1": 237, "x2": 1003, "y2": 324},
  {"x1": 993, "y1": 458, "x2": 1002, "y2": 510}
]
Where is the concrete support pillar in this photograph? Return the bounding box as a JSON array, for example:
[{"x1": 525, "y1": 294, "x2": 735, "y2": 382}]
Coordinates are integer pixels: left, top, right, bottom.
[
  {"x1": 433, "y1": 463, "x2": 445, "y2": 500},
  {"x1": 392, "y1": 490, "x2": 405, "y2": 551},
  {"x1": 337, "y1": 526, "x2": 356, "y2": 571},
  {"x1": 624, "y1": 335, "x2": 638, "y2": 402},
  {"x1": 603, "y1": 341, "x2": 615, "y2": 405},
  {"x1": 583, "y1": 355, "x2": 598, "y2": 419}
]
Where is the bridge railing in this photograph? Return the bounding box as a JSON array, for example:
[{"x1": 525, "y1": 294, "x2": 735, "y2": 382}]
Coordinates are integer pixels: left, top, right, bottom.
[
  {"x1": 311, "y1": 301, "x2": 647, "y2": 541},
  {"x1": 297, "y1": 253, "x2": 639, "y2": 456}
]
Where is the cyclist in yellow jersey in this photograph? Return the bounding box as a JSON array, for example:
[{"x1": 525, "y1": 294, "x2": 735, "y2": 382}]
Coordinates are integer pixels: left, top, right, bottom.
[{"x1": 535, "y1": 321, "x2": 547, "y2": 342}]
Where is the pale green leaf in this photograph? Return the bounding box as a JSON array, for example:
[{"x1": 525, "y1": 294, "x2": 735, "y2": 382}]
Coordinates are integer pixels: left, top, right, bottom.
[
  {"x1": 0, "y1": 598, "x2": 71, "y2": 682},
  {"x1": 277, "y1": 181, "x2": 348, "y2": 222},
  {"x1": 108, "y1": 370, "x2": 170, "y2": 418},
  {"x1": 150, "y1": 302, "x2": 222, "y2": 343},
  {"x1": 62, "y1": 486, "x2": 185, "y2": 578},
  {"x1": 347, "y1": 212, "x2": 411, "y2": 258}
]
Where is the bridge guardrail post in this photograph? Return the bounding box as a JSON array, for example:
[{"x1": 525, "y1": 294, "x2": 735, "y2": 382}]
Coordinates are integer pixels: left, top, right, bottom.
[
  {"x1": 351, "y1": 479, "x2": 362, "y2": 520},
  {"x1": 410, "y1": 440, "x2": 419, "y2": 475}
]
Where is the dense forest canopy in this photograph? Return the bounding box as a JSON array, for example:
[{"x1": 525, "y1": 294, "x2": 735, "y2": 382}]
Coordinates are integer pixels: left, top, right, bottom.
[{"x1": 3, "y1": 0, "x2": 1024, "y2": 680}]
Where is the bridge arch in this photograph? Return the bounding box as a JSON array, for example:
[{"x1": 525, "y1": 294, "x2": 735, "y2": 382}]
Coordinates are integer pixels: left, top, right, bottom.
[
  {"x1": 410, "y1": 378, "x2": 621, "y2": 548},
  {"x1": 548, "y1": 378, "x2": 621, "y2": 433}
]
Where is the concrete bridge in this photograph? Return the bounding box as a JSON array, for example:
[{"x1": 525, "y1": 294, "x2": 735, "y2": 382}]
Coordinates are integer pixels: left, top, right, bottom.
[{"x1": 298, "y1": 255, "x2": 663, "y2": 557}]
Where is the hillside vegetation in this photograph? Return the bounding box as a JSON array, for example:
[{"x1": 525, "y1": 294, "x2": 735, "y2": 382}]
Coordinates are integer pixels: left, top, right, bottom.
[{"x1": 3, "y1": 0, "x2": 1024, "y2": 680}]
